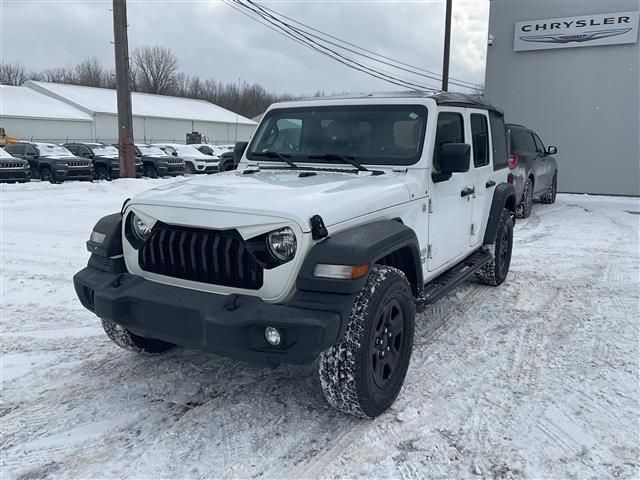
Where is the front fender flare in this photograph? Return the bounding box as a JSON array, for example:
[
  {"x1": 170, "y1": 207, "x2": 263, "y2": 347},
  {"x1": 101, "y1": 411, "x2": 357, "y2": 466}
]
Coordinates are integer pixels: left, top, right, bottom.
[{"x1": 297, "y1": 220, "x2": 422, "y2": 294}]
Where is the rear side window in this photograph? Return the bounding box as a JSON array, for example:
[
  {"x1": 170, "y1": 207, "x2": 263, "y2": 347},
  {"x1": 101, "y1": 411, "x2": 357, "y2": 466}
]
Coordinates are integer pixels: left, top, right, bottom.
[
  {"x1": 434, "y1": 112, "x2": 464, "y2": 171},
  {"x1": 470, "y1": 114, "x2": 489, "y2": 167},
  {"x1": 7, "y1": 144, "x2": 25, "y2": 155},
  {"x1": 489, "y1": 111, "x2": 508, "y2": 170}
]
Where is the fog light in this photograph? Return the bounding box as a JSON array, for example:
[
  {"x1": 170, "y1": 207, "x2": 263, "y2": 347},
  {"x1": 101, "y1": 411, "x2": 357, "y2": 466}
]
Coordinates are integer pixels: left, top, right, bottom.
[{"x1": 264, "y1": 327, "x2": 281, "y2": 346}]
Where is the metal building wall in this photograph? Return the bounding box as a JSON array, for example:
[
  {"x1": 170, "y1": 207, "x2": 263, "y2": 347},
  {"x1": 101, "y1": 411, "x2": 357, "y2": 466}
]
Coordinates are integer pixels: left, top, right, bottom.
[
  {"x1": 0, "y1": 117, "x2": 93, "y2": 144},
  {"x1": 484, "y1": 0, "x2": 639, "y2": 196}
]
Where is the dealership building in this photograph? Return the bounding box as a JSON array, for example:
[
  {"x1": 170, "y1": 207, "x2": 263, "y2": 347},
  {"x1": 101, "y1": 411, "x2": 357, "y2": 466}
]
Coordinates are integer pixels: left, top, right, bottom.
[{"x1": 484, "y1": 1, "x2": 639, "y2": 196}]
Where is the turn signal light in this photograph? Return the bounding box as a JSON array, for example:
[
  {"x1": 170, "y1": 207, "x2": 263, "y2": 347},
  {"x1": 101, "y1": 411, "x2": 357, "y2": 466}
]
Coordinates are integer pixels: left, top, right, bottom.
[{"x1": 313, "y1": 263, "x2": 370, "y2": 280}]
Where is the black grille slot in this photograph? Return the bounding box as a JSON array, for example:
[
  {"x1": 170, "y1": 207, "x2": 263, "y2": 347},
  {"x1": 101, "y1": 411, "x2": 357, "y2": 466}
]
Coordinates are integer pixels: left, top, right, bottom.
[{"x1": 139, "y1": 224, "x2": 263, "y2": 290}]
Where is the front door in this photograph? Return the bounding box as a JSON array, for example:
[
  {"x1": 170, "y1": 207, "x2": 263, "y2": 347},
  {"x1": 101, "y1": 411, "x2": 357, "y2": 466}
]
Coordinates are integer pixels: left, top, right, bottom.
[{"x1": 427, "y1": 110, "x2": 473, "y2": 271}]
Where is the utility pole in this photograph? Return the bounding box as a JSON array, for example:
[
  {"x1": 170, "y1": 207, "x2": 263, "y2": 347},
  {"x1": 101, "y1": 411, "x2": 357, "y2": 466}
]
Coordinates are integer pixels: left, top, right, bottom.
[
  {"x1": 113, "y1": 0, "x2": 135, "y2": 178},
  {"x1": 441, "y1": 0, "x2": 452, "y2": 92}
]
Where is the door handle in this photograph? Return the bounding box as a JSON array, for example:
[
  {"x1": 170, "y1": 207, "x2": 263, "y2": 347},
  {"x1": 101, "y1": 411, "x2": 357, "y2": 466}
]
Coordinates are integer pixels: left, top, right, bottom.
[
  {"x1": 461, "y1": 187, "x2": 475, "y2": 197},
  {"x1": 485, "y1": 180, "x2": 496, "y2": 188}
]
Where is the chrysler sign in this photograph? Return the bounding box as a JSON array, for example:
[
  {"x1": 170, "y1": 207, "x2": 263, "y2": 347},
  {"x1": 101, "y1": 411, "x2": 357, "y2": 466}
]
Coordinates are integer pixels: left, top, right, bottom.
[{"x1": 514, "y1": 11, "x2": 639, "y2": 51}]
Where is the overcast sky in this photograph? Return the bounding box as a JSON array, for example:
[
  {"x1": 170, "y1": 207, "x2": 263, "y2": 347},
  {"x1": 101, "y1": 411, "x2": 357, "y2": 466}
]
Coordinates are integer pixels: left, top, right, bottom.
[{"x1": 1, "y1": 0, "x2": 489, "y2": 95}]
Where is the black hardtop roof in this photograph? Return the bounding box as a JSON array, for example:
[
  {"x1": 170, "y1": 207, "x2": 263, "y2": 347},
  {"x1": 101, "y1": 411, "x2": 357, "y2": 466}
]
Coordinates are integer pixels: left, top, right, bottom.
[{"x1": 293, "y1": 91, "x2": 503, "y2": 115}]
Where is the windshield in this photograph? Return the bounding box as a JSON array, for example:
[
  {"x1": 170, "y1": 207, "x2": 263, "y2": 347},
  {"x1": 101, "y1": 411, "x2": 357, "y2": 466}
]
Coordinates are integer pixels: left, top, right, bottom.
[
  {"x1": 91, "y1": 145, "x2": 119, "y2": 156},
  {"x1": 175, "y1": 145, "x2": 208, "y2": 157},
  {"x1": 34, "y1": 143, "x2": 75, "y2": 157},
  {"x1": 247, "y1": 105, "x2": 427, "y2": 166},
  {"x1": 137, "y1": 145, "x2": 167, "y2": 156},
  {"x1": 0, "y1": 148, "x2": 15, "y2": 159}
]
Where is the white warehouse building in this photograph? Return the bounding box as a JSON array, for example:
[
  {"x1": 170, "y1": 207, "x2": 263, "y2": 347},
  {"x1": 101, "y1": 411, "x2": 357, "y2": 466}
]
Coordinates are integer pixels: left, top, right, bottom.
[{"x1": 1, "y1": 81, "x2": 257, "y2": 145}]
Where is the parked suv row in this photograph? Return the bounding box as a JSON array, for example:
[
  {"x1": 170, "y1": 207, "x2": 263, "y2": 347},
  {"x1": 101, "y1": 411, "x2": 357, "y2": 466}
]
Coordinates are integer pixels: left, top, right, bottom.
[{"x1": 4, "y1": 142, "x2": 93, "y2": 183}]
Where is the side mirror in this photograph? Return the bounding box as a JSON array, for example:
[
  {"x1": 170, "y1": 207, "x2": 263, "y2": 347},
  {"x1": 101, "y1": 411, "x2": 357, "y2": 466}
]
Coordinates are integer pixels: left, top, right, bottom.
[
  {"x1": 83, "y1": 152, "x2": 93, "y2": 159},
  {"x1": 234, "y1": 141, "x2": 249, "y2": 164},
  {"x1": 440, "y1": 143, "x2": 470, "y2": 174},
  {"x1": 547, "y1": 145, "x2": 557, "y2": 155},
  {"x1": 172, "y1": 151, "x2": 178, "y2": 156}
]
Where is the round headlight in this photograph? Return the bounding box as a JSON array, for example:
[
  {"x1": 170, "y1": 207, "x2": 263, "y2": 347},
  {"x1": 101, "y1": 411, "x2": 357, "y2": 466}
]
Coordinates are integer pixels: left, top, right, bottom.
[
  {"x1": 131, "y1": 213, "x2": 152, "y2": 242},
  {"x1": 267, "y1": 227, "x2": 297, "y2": 262}
]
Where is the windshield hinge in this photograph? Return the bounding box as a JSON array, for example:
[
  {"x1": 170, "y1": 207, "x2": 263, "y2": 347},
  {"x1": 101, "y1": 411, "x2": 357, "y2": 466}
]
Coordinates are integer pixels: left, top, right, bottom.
[
  {"x1": 470, "y1": 224, "x2": 475, "y2": 236},
  {"x1": 427, "y1": 244, "x2": 433, "y2": 259},
  {"x1": 428, "y1": 198, "x2": 434, "y2": 214}
]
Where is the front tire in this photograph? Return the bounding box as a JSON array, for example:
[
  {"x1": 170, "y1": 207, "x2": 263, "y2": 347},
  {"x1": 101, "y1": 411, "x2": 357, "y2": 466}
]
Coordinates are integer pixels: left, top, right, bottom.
[
  {"x1": 101, "y1": 318, "x2": 175, "y2": 354},
  {"x1": 40, "y1": 167, "x2": 56, "y2": 184},
  {"x1": 540, "y1": 173, "x2": 557, "y2": 204},
  {"x1": 476, "y1": 208, "x2": 514, "y2": 286},
  {"x1": 95, "y1": 165, "x2": 110, "y2": 181},
  {"x1": 185, "y1": 162, "x2": 196, "y2": 174},
  {"x1": 319, "y1": 265, "x2": 415, "y2": 418},
  {"x1": 143, "y1": 164, "x2": 158, "y2": 178}
]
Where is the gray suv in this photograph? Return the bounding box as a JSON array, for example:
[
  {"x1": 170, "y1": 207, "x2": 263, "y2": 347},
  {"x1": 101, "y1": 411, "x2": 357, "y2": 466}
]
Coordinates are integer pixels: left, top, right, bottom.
[{"x1": 507, "y1": 124, "x2": 558, "y2": 218}]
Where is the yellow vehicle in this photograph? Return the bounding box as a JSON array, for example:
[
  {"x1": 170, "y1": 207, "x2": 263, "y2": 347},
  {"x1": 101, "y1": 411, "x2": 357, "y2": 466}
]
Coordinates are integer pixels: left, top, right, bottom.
[{"x1": 0, "y1": 127, "x2": 19, "y2": 147}]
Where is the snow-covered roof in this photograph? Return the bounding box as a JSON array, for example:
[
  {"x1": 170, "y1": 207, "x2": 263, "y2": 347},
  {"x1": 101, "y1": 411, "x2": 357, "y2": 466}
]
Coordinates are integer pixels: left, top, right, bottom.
[
  {"x1": 0, "y1": 85, "x2": 92, "y2": 121},
  {"x1": 25, "y1": 81, "x2": 257, "y2": 126}
]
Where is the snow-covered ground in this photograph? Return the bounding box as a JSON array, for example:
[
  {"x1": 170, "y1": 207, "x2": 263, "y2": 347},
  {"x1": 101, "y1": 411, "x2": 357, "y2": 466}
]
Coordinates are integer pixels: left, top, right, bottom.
[{"x1": 1, "y1": 179, "x2": 638, "y2": 479}]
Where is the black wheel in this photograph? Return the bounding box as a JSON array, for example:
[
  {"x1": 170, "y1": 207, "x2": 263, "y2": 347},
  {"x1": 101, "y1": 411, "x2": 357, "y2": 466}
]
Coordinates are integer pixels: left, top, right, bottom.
[
  {"x1": 185, "y1": 162, "x2": 196, "y2": 174},
  {"x1": 516, "y1": 178, "x2": 533, "y2": 218},
  {"x1": 477, "y1": 208, "x2": 514, "y2": 286},
  {"x1": 540, "y1": 173, "x2": 557, "y2": 204},
  {"x1": 95, "y1": 165, "x2": 111, "y2": 181},
  {"x1": 143, "y1": 164, "x2": 158, "y2": 178},
  {"x1": 101, "y1": 318, "x2": 175, "y2": 354},
  {"x1": 40, "y1": 167, "x2": 55, "y2": 184},
  {"x1": 319, "y1": 265, "x2": 415, "y2": 418}
]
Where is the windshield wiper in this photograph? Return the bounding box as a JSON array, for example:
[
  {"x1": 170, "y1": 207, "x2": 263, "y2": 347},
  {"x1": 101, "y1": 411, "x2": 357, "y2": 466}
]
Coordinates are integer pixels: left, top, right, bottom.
[
  {"x1": 307, "y1": 153, "x2": 368, "y2": 172},
  {"x1": 252, "y1": 151, "x2": 299, "y2": 169}
]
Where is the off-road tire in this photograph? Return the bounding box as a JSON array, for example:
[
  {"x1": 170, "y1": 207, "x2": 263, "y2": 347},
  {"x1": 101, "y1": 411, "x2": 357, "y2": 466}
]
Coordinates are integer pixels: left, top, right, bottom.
[
  {"x1": 540, "y1": 173, "x2": 557, "y2": 204},
  {"x1": 95, "y1": 165, "x2": 111, "y2": 181},
  {"x1": 101, "y1": 318, "x2": 175, "y2": 353},
  {"x1": 40, "y1": 167, "x2": 58, "y2": 184},
  {"x1": 185, "y1": 162, "x2": 196, "y2": 174},
  {"x1": 516, "y1": 178, "x2": 533, "y2": 218},
  {"x1": 319, "y1": 265, "x2": 415, "y2": 418},
  {"x1": 476, "y1": 208, "x2": 513, "y2": 286},
  {"x1": 143, "y1": 164, "x2": 158, "y2": 178}
]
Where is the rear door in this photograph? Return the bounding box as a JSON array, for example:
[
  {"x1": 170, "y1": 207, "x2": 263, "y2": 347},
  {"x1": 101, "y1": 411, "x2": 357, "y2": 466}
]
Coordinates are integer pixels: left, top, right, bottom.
[
  {"x1": 427, "y1": 109, "x2": 474, "y2": 271},
  {"x1": 469, "y1": 111, "x2": 494, "y2": 247}
]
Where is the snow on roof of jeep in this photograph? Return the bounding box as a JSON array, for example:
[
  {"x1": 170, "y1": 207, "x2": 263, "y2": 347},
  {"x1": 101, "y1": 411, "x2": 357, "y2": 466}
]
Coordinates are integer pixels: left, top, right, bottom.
[{"x1": 282, "y1": 91, "x2": 503, "y2": 115}]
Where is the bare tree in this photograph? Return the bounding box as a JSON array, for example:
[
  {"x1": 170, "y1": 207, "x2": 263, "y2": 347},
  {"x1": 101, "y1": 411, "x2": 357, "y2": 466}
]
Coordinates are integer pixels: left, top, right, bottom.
[
  {"x1": 41, "y1": 66, "x2": 76, "y2": 84},
  {"x1": 0, "y1": 62, "x2": 28, "y2": 85},
  {"x1": 131, "y1": 46, "x2": 178, "y2": 95},
  {"x1": 75, "y1": 57, "x2": 105, "y2": 87}
]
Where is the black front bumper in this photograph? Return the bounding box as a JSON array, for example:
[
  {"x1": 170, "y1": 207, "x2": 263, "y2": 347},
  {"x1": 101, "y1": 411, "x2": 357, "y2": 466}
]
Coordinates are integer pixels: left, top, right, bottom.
[
  {"x1": 0, "y1": 169, "x2": 31, "y2": 182},
  {"x1": 56, "y1": 167, "x2": 94, "y2": 181},
  {"x1": 73, "y1": 266, "x2": 353, "y2": 366}
]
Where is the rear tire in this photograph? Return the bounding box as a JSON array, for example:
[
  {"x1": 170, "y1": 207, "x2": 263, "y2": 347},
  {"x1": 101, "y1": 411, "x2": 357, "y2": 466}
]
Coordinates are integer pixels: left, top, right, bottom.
[
  {"x1": 540, "y1": 173, "x2": 557, "y2": 204},
  {"x1": 101, "y1": 318, "x2": 175, "y2": 354},
  {"x1": 319, "y1": 265, "x2": 415, "y2": 418},
  {"x1": 516, "y1": 178, "x2": 533, "y2": 218},
  {"x1": 476, "y1": 208, "x2": 513, "y2": 286},
  {"x1": 143, "y1": 164, "x2": 158, "y2": 178}
]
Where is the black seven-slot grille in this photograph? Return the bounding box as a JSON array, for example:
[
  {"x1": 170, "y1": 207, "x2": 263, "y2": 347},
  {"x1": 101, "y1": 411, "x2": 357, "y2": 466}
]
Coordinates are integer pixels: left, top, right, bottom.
[{"x1": 138, "y1": 223, "x2": 263, "y2": 290}]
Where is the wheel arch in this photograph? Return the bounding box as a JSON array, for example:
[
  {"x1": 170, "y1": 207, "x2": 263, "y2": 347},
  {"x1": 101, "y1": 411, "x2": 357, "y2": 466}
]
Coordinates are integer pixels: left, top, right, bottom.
[
  {"x1": 484, "y1": 182, "x2": 517, "y2": 245},
  {"x1": 297, "y1": 220, "x2": 423, "y2": 296}
]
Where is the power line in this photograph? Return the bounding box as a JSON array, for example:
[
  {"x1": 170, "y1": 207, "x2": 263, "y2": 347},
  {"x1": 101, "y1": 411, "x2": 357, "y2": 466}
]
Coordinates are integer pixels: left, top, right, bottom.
[
  {"x1": 256, "y1": 1, "x2": 481, "y2": 89},
  {"x1": 230, "y1": 0, "x2": 438, "y2": 91}
]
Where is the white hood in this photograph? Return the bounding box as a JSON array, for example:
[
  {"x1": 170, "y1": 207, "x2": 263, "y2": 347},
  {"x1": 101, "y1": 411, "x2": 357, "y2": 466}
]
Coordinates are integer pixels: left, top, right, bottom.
[{"x1": 130, "y1": 169, "x2": 412, "y2": 231}]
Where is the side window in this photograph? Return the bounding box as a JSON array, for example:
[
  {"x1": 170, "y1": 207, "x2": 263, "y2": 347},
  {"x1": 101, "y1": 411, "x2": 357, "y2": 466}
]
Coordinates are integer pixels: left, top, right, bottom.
[
  {"x1": 523, "y1": 132, "x2": 537, "y2": 152},
  {"x1": 470, "y1": 114, "x2": 489, "y2": 167},
  {"x1": 25, "y1": 145, "x2": 37, "y2": 156},
  {"x1": 489, "y1": 111, "x2": 508, "y2": 170},
  {"x1": 11, "y1": 144, "x2": 26, "y2": 156},
  {"x1": 533, "y1": 133, "x2": 545, "y2": 153},
  {"x1": 78, "y1": 146, "x2": 91, "y2": 157},
  {"x1": 434, "y1": 112, "x2": 464, "y2": 171}
]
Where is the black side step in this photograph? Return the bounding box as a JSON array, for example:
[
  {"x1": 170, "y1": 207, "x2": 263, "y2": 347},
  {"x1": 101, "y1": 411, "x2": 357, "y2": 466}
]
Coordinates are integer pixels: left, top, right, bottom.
[{"x1": 416, "y1": 249, "x2": 492, "y2": 312}]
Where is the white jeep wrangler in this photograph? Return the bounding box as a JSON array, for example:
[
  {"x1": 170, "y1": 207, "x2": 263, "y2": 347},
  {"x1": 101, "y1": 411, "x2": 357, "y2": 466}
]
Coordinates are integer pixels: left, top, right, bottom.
[{"x1": 74, "y1": 92, "x2": 516, "y2": 418}]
